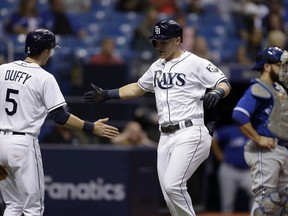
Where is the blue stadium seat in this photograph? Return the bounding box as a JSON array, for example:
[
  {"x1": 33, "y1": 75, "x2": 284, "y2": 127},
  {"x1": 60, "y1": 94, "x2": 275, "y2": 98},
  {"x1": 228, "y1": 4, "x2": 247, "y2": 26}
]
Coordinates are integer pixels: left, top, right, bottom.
[
  {"x1": 91, "y1": 0, "x2": 114, "y2": 13},
  {"x1": 0, "y1": 0, "x2": 17, "y2": 22},
  {"x1": 107, "y1": 11, "x2": 143, "y2": 27},
  {"x1": 220, "y1": 38, "x2": 243, "y2": 63}
]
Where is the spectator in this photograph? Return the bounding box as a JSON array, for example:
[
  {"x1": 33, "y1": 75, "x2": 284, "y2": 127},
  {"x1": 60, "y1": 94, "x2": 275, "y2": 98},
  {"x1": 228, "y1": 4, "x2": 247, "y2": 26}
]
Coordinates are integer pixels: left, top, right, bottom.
[
  {"x1": 175, "y1": 13, "x2": 195, "y2": 51},
  {"x1": 42, "y1": 0, "x2": 86, "y2": 38},
  {"x1": 131, "y1": 7, "x2": 159, "y2": 59},
  {"x1": 262, "y1": 12, "x2": 285, "y2": 36},
  {"x1": 4, "y1": 0, "x2": 44, "y2": 35},
  {"x1": 134, "y1": 102, "x2": 160, "y2": 143},
  {"x1": 232, "y1": 0, "x2": 268, "y2": 41},
  {"x1": 90, "y1": 37, "x2": 124, "y2": 65},
  {"x1": 242, "y1": 0, "x2": 269, "y2": 33},
  {"x1": 211, "y1": 123, "x2": 253, "y2": 212},
  {"x1": 116, "y1": 0, "x2": 147, "y2": 12},
  {"x1": 148, "y1": 0, "x2": 180, "y2": 17},
  {"x1": 237, "y1": 27, "x2": 263, "y2": 65},
  {"x1": 63, "y1": 0, "x2": 92, "y2": 13},
  {"x1": 191, "y1": 35, "x2": 219, "y2": 63},
  {"x1": 185, "y1": 0, "x2": 205, "y2": 15},
  {"x1": 42, "y1": 124, "x2": 81, "y2": 145},
  {"x1": 262, "y1": 0, "x2": 287, "y2": 35},
  {"x1": 111, "y1": 121, "x2": 157, "y2": 146},
  {"x1": 266, "y1": 30, "x2": 287, "y2": 49}
]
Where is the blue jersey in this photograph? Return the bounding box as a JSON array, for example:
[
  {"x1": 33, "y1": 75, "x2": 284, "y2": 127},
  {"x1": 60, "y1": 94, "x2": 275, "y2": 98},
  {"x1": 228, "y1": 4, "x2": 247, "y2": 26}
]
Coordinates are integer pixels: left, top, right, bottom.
[
  {"x1": 215, "y1": 125, "x2": 248, "y2": 169},
  {"x1": 232, "y1": 79, "x2": 275, "y2": 138}
]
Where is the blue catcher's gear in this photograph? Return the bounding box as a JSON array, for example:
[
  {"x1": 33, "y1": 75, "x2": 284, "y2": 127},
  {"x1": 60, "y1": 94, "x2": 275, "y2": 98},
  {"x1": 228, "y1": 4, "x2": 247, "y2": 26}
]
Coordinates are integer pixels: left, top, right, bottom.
[
  {"x1": 252, "y1": 47, "x2": 283, "y2": 71},
  {"x1": 25, "y1": 29, "x2": 59, "y2": 56},
  {"x1": 253, "y1": 188, "x2": 281, "y2": 216},
  {"x1": 148, "y1": 19, "x2": 183, "y2": 45}
]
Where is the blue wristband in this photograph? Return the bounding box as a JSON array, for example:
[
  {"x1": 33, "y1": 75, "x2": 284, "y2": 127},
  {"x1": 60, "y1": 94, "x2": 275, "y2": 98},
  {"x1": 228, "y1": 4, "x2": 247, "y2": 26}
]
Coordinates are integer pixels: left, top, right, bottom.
[
  {"x1": 215, "y1": 88, "x2": 225, "y2": 98},
  {"x1": 83, "y1": 121, "x2": 94, "y2": 133},
  {"x1": 107, "y1": 89, "x2": 120, "y2": 99}
]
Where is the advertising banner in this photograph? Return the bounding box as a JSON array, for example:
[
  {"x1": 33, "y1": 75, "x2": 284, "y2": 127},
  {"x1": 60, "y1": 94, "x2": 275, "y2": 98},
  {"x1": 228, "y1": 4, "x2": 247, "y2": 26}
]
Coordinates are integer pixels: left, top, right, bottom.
[{"x1": 41, "y1": 145, "x2": 159, "y2": 216}]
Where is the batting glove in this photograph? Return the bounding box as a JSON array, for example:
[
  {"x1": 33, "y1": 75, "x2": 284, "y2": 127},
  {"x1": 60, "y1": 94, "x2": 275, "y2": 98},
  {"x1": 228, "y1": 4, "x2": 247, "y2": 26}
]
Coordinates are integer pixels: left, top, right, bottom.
[
  {"x1": 83, "y1": 83, "x2": 108, "y2": 103},
  {"x1": 200, "y1": 88, "x2": 225, "y2": 109}
]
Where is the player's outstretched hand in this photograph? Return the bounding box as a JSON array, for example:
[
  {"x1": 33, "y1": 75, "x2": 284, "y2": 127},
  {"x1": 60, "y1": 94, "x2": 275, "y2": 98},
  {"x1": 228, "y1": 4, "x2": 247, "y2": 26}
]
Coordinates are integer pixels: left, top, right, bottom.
[
  {"x1": 93, "y1": 118, "x2": 119, "y2": 138},
  {"x1": 84, "y1": 83, "x2": 108, "y2": 103},
  {"x1": 0, "y1": 165, "x2": 8, "y2": 181},
  {"x1": 200, "y1": 89, "x2": 224, "y2": 109}
]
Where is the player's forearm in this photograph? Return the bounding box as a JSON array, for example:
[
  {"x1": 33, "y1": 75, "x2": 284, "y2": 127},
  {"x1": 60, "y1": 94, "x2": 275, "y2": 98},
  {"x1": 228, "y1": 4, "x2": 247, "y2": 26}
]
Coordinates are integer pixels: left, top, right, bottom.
[
  {"x1": 63, "y1": 114, "x2": 85, "y2": 131},
  {"x1": 239, "y1": 123, "x2": 261, "y2": 144},
  {"x1": 216, "y1": 81, "x2": 231, "y2": 97},
  {"x1": 119, "y1": 83, "x2": 146, "y2": 100}
]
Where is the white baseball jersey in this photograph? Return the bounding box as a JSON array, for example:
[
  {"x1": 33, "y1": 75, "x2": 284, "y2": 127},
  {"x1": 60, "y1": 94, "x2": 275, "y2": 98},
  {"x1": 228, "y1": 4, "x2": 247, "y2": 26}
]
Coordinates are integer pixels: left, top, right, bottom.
[
  {"x1": 138, "y1": 51, "x2": 227, "y2": 125},
  {"x1": 0, "y1": 60, "x2": 66, "y2": 136}
]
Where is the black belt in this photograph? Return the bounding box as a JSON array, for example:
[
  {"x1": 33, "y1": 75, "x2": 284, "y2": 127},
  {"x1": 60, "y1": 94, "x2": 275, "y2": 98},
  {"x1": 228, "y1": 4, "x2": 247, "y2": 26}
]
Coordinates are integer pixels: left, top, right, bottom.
[
  {"x1": 0, "y1": 130, "x2": 25, "y2": 135},
  {"x1": 160, "y1": 120, "x2": 193, "y2": 134},
  {"x1": 278, "y1": 141, "x2": 288, "y2": 147}
]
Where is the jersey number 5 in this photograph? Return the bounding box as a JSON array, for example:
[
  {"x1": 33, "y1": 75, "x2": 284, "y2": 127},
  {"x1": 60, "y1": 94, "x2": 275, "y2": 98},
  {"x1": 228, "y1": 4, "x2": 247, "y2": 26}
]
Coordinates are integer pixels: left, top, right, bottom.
[{"x1": 5, "y1": 88, "x2": 18, "y2": 116}]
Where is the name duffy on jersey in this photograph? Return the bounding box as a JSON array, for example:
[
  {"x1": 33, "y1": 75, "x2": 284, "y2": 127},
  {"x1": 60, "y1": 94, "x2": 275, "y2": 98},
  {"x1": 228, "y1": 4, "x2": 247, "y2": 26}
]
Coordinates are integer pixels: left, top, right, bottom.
[
  {"x1": 4, "y1": 70, "x2": 32, "y2": 84},
  {"x1": 154, "y1": 70, "x2": 185, "y2": 89}
]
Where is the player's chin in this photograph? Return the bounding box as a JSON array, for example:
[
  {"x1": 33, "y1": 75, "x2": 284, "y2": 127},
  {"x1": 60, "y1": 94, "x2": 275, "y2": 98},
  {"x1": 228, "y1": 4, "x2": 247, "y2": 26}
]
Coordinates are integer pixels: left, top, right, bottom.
[{"x1": 158, "y1": 52, "x2": 166, "y2": 59}]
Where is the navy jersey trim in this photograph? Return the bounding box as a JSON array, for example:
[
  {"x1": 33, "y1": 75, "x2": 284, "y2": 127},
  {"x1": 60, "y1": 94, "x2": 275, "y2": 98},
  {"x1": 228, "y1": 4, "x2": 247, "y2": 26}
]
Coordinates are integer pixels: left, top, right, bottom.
[{"x1": 48, "y1": 102, "x2": 66, "y2": 112}]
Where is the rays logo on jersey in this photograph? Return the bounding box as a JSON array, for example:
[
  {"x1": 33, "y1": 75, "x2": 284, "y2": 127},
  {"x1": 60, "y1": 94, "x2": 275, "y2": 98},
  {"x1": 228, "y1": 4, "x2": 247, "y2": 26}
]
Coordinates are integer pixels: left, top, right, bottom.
[
  {"x1": 206, "y1": 63, "x2": 219, "y2": 72},
  {"x1": 153, "y1": 70, "x2": 186, "y2": 89}
]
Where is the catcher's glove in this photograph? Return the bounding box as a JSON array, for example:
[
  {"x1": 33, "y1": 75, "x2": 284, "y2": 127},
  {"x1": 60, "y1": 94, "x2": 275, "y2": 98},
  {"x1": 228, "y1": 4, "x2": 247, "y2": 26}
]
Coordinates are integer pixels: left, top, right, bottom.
[
  {"x1": 0, "y1": 165, "x2": 8, "y2": 181},
  {"x1": 83, "y1": 83, "x2": 108, "y2": 103}
]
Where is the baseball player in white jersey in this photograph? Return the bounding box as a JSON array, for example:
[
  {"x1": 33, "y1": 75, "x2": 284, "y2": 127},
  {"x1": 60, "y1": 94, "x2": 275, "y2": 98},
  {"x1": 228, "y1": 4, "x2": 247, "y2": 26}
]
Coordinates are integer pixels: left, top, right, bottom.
[
  {"x1": 84, "y1": 19, "x2": 231, "y2": 216},
  {"x1": 0, "y1": 29, "x2": 119, "y2": 216}
]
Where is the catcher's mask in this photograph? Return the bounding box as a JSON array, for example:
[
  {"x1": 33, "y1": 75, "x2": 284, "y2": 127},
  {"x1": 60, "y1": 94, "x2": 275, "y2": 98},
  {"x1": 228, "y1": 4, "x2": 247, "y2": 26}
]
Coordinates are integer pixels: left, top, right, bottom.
[{"x1": 280, "y1": 50, "x2": 288, "y2": 88}]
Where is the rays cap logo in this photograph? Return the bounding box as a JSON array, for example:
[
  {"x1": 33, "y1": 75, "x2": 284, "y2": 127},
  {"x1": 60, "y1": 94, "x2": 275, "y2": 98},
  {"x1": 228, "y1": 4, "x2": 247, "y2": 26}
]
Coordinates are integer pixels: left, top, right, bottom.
[{"x1": 155, "y1": 26, "x2": 161, "y2": 34}]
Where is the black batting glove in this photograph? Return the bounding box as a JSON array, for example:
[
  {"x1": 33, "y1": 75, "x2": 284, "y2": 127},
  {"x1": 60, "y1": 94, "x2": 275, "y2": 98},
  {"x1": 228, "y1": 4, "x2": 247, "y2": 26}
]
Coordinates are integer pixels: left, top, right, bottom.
[
  {"x1": 83, "y1": 83, "x2": 108, "y2": 103},
  {"x1": 200, "y1": 88, "x2": 225, "y2": 109}
]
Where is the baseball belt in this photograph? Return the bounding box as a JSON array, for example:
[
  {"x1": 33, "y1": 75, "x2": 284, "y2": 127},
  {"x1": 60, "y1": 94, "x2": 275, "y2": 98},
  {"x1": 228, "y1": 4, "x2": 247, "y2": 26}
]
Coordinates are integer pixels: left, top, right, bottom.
[
  {"x1": 0, "y1": 129, "x2": 25, "y2": 136},
  {"x1": 160, "y1": 119, "x2": 204, "y2": 134},
  {"x1": 277, "y1": 140, "x2": 288, "y2": 148}
]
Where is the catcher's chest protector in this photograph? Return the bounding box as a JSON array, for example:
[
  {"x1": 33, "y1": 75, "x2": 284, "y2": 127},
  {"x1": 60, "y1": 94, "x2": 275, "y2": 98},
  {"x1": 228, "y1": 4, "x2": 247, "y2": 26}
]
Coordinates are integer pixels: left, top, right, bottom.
[{"x1": 253, "y1": 78, "x2": 288, "y2": 140}]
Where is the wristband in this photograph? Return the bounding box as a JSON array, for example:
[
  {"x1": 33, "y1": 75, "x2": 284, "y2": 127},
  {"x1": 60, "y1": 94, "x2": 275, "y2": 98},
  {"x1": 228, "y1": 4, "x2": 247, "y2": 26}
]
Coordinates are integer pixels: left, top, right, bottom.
[
  {"x1": 83, "y1": 121, "x2": 94, "y2": 133},
  {"x1": 215, "y1": 88, "x2": 225, "y2": 98},
  {"x1": 106, "y1": 89, "x2": 120, "y2": 99}
]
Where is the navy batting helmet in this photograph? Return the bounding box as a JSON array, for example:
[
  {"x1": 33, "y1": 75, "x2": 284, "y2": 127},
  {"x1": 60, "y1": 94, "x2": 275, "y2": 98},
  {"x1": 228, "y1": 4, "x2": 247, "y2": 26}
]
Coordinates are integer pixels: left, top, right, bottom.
[
  {"x1": 25, "y1": 29, "x2": 59, "y2": 56},
  {"x1": 252, "y1": 47, "x2": 283, "y2": 71},
  {"x1": 148, "y1": 19, "x2": 183, "y2": 42}
]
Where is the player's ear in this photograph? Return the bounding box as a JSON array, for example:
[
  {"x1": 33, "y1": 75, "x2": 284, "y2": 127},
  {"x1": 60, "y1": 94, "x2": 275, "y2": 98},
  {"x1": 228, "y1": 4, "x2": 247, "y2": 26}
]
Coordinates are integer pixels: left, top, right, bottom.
[
  {"x1": 42, "y1": 49, "x2": 48, "y2": 55},
  {"x1": 264, "y1": 63, "x2": 271, "y2": 71}
]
